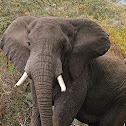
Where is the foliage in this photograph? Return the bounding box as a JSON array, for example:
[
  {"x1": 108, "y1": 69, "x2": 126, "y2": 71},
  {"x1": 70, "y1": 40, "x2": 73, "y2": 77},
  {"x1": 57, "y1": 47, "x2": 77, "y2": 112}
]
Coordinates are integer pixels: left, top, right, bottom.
[
  {"x1": 0, "y1": 0, "x2": 126, "y2": 125},
  {"x1": 109, "y1": 0, "x2": 126, "y2": 3},
  {"x1": 109, "y1": 0, "x2": 121, "y2": 2}
]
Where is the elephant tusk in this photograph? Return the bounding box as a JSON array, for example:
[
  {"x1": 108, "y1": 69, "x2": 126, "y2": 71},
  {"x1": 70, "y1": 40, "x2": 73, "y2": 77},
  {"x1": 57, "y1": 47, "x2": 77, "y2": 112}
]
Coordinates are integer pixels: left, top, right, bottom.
[
  {"x1": 57, "y1": 75, "x2": 66, "y2": 92},
  {"x1": 14, "y1": 72, "x2": 28, "y2": 88}
]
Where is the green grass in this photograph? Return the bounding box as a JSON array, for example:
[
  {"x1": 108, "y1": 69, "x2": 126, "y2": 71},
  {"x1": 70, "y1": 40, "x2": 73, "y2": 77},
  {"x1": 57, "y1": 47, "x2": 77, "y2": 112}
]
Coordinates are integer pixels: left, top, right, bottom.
[{"x1": 0, "y1": 0, "x2": 126, "y2": 125}]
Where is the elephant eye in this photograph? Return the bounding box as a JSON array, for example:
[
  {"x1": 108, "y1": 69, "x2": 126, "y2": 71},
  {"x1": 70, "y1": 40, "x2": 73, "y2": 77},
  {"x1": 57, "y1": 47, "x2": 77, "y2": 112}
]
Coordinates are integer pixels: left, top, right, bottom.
[
  {"x1": 27, "y1": 40, "x2": 30, "y2": 46},
  {"x1": 61, "y1": 43, "x2": 69, "y2": 53},
  {"x1": 61, "y1": 44, "x2": 65, "y2": 50}
]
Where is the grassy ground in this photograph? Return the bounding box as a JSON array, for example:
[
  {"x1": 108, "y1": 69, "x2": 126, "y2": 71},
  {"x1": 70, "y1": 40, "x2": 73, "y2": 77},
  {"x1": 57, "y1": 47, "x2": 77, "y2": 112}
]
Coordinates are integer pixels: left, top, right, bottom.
[{"x1": 0, "y1": 0, "x2": 126, "y2": 125}]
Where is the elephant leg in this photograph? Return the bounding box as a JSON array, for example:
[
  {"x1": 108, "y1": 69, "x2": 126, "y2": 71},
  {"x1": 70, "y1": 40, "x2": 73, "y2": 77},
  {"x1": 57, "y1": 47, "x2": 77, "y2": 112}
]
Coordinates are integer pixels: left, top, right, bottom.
[
  {"x1": 53, "y1": 78, "x2": 87, "y2": 126},
  {"x1": 99, "y1": 107, "x2": 126, "y2": 126},
  {"x1": 31, "y1": 81, "x2": 41, "y2": 126}
]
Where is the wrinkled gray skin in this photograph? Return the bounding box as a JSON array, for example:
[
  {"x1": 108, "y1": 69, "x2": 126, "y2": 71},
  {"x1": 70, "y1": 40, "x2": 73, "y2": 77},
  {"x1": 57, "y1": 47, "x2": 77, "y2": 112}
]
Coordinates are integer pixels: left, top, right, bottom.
[
  {"x1": 76, "y1": 53, "x2": 126, "y2": 126},
  {"x1": 1, "y1": 16, "x2": 125, "y2": 126}
]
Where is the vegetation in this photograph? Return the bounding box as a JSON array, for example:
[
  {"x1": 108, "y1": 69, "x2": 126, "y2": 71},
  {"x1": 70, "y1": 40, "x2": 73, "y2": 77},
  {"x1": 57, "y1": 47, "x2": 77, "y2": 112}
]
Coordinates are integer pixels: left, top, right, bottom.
[
  {"x1": 0, "y1": 0, "x2": 126, "y2": 125},
  {"x1": 109, "y1": 0, "x2": 126, "y2": 3}
]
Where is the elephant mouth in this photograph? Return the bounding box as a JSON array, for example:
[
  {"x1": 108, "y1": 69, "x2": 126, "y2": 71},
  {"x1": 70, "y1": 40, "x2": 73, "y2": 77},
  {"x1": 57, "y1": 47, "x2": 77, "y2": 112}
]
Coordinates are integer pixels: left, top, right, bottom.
[{"x1": 14, "y1": 71, "x2": 66, "y2": 92}]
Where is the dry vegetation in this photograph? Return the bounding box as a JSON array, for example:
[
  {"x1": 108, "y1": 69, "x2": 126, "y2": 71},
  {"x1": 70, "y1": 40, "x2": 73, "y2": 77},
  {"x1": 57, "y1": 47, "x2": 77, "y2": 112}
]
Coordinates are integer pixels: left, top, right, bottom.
[{"x1": 0, "y1": 0, "x2": 126, "y2": 125}]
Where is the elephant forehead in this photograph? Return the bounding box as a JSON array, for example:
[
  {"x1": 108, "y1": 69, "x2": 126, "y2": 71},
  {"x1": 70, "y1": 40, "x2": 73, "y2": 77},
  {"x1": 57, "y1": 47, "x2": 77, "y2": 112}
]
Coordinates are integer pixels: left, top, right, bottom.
[
  {"x1": 33, "y1": 18, "x2": 62, "y2": 27},
  {"x1": 38, "y1": 17, "x2": 65, "y2": 24},
  {"x1": 38, "y1": 24, "x2": 61, "y2": 34},
  {"x1": 33, "y1": 18, "x2": 73, "y2": 31},
  {"x1": 28, "y1": 17, "x2": 75, "y2": 37}
]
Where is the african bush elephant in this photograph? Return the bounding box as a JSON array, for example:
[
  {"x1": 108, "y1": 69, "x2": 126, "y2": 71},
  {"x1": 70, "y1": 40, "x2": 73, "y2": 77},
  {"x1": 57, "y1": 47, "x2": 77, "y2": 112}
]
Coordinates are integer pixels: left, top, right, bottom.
[{"x1": 1, "y1": 16, "x2": 122, "y2": 126}]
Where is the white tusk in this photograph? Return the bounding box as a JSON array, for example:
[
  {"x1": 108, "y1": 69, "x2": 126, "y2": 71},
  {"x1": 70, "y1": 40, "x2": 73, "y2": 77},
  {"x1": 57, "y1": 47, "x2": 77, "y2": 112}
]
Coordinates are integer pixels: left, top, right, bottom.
[
  {"x1": 14, "y1": 72, "x2": 28, "y2": 88},
  {"x1": 57, "y1": 75, "x2": 66, "y2": 92}
]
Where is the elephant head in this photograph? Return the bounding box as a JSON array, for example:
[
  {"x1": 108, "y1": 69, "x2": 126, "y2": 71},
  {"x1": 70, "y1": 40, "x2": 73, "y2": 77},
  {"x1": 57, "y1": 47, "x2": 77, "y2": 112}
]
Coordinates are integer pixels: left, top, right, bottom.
[{"x1": 0, "y1": 16, "x2": 110, "y2": 126}]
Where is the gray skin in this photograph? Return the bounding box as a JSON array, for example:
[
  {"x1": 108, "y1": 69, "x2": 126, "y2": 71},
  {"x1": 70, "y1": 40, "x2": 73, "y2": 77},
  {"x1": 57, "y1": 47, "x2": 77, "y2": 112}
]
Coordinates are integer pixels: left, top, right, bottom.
[
  {"x1": 1, "y1": 16, "x2": 122, "y2": 126},
  {"x1": 75, "y1": 53, "x2": 126, "y2": 126}
]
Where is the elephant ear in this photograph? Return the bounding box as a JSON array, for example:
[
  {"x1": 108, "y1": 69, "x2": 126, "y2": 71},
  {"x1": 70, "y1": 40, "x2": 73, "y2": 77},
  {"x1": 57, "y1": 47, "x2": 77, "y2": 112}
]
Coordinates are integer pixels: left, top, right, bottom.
[
  {"x1": 0, "y1": 16, "x2": 36, "y2": 74},
  {"x1": 68, "y1": 19, "x2": 110, "y2": 80}
]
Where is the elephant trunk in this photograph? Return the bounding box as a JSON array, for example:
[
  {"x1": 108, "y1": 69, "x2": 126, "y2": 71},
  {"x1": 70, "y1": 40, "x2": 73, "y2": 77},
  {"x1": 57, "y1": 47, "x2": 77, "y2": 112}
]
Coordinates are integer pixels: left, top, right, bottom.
[{"x1": 31, "y1": 54, "x2": 55, "y2": 126}]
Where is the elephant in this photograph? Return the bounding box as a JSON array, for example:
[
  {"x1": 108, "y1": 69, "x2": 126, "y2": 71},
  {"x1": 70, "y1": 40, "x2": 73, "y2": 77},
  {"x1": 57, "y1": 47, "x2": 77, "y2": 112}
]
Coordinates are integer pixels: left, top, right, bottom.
[{"x1": 1, "y1": 16, "x2": 125, "y2": 126}]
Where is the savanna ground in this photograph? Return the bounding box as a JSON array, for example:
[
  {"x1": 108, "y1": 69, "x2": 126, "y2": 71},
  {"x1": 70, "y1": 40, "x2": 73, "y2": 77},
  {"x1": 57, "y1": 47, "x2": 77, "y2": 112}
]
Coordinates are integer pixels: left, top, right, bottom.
[{"x1": 0, "y1": 0, "x2": 126, "y2": 125}]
